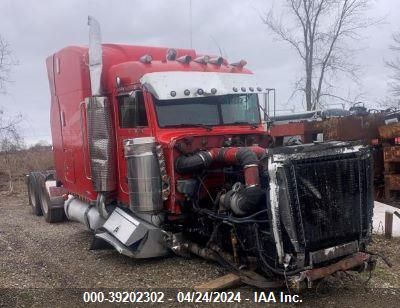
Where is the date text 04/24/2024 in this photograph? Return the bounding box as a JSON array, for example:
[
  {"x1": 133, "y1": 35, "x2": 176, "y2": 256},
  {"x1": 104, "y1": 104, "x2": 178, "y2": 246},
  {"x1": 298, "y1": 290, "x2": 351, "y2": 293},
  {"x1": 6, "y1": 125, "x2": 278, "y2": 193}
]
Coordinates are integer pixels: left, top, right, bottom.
[{"x1": 82, "y1": 291, "x2": 302, "y2": 304}]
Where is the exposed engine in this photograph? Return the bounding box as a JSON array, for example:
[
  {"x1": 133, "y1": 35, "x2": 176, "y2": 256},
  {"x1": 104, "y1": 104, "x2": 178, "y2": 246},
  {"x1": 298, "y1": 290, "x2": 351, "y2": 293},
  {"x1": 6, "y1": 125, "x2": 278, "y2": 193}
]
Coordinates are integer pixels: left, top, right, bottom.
[
  {"x1": 57, "y1": 123, "x2": 375, "y2": 287},
  {"x1": 163, "y1": 139, "x2": 374, "y2": 282}
]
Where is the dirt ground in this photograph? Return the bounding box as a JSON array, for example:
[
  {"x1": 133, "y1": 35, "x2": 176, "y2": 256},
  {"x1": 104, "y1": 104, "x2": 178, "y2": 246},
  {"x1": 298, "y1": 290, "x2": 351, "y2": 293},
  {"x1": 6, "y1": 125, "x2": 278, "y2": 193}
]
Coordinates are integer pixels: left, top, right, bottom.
[{"x1": 0, "y1": 191, "x2": 400, "y2": 307}]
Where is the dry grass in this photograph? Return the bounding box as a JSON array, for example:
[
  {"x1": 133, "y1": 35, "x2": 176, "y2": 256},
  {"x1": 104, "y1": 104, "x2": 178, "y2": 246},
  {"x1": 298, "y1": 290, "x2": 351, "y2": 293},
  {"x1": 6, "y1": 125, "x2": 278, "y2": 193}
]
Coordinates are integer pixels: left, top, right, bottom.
[{"x1": 0, "y1": 148, "x2": 53, "y2": 193}]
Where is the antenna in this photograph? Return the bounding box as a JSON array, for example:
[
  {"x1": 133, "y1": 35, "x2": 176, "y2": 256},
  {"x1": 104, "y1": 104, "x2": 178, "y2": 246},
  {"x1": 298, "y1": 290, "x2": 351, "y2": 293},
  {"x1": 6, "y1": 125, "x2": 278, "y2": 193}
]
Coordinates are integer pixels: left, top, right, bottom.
[
  {"x1": 189, "y1": 0, "x2": 193, "y2": 48},
  {"x1": 210, "y1": 35, "x2": 223, "y2": 58}
]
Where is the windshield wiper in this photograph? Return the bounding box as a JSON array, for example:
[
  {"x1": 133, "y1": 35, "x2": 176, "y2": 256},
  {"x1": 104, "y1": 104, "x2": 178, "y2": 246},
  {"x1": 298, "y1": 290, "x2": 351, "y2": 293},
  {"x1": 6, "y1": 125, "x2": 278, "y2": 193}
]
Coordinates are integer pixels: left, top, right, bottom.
[
  {"x1": 164, "y1": 123, "x2": 213, "y2": 131},
  {"x1": 229, "y1": 121, "x2": 258, "y2": 129}
]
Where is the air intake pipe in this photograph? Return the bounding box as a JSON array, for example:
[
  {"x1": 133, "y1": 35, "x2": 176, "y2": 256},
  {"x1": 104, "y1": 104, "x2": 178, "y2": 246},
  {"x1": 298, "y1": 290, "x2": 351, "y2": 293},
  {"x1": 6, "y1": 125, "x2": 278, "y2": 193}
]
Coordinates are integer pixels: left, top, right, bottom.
[
  {"x1": 176, "y1": 146, "x2": 265, "y2": 186},
  {"x1": 124, "y1": 137, "x2": 163, "y2": 213},
  {"x1": 175, "y1": 146, "x2": 266, "y2": 216}
]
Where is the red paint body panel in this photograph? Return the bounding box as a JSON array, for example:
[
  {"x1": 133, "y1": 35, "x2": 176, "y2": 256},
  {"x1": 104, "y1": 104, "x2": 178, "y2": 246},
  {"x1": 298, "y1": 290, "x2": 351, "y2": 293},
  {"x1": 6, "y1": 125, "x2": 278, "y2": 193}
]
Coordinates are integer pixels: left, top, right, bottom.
[{"x1": 47, "y1": 44, "x2": 267, "y2": 212}]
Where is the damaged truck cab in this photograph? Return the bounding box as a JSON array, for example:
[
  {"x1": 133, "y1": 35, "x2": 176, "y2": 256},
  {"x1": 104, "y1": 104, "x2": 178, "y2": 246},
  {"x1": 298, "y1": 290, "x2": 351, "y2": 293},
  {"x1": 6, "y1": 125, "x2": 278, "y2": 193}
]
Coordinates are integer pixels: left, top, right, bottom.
[{"x1": 27, "y1": 18, "x2": 375, "y2": 287}]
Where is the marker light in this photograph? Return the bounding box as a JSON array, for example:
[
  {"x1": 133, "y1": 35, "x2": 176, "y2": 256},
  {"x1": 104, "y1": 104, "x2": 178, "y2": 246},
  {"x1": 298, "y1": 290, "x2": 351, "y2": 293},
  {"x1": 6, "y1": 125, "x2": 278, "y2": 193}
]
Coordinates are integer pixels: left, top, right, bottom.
[
  {"x1": 194, "y1": 55, "x2": 210, "y2": 64},
  {"x1": 140, "y1": 54, "x2": 153, "y2": 64},
  {"x1": 184, "y1": 89, "x2": 190, "y2": 96},
  {"x1": 230, "y1": 59, "x2": 247, "y2": 68},
  {"x1": 177, "y1": 55, "x2": 192, "y2": 64},
  {"x1": 257, "y1": 87, "x2": 262, "y2": 92},
  {"x1": 209, "y1": 57, "x2": 223, "y2": 65},
  {"x1": 233, "y1": 87, "x2": 238, "y2": 92},
  {"x1": 241, "y1": 87, "x2": 246, "y2": 92},
  {"x1": 249, "y1": 87, "x2": 254, "y2": 92},
  {"x1": 166, "y1": 49, "x2": 177, "y2": 61},
  {"x1": 170, "y1": 91, "x2": 177, "y2": 97},
  {"x1": 197, "y1": 88, "x2": 204, "y2": 95},
  {"x1": 211, "y1": 88, "x2": 217, "y2": 94}
]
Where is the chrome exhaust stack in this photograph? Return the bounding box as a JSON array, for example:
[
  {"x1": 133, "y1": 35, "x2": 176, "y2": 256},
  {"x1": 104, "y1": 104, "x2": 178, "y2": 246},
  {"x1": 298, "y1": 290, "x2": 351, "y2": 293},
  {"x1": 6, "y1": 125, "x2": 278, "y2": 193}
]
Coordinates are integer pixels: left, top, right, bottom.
[
  {"x1": 88, "y1": 16, "x2": 103, "y2": 96},
  {"x1": 86, "y1": 17, "x2": 117, "y2": 220}
]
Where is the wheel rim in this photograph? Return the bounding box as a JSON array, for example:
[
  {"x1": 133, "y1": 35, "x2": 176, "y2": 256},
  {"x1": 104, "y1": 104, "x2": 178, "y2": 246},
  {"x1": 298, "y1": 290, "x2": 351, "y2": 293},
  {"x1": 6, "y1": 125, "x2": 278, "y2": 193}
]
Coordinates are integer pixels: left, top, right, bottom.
[
  {"x1": 41, "y1": 190, "x2": 49, "y2": 214},
  {"x1": 29, "y1": 182, "x2": 37, "y2": 208}
]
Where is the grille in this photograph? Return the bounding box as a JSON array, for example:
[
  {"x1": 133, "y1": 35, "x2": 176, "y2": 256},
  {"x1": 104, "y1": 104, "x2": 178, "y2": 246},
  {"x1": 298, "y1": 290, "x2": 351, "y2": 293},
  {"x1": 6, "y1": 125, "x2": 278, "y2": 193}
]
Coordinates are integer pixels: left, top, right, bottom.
[{"x1": 284, "y1": 153, "x2": 373, "y2": 251}]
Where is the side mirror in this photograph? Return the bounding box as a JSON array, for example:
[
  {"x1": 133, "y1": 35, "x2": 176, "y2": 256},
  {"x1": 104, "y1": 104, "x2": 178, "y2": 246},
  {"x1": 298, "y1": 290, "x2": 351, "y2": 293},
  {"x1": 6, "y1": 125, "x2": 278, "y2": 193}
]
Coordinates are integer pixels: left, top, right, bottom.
[{"x1": 259, "y1": 89, "x2": 276, "y2": 123}]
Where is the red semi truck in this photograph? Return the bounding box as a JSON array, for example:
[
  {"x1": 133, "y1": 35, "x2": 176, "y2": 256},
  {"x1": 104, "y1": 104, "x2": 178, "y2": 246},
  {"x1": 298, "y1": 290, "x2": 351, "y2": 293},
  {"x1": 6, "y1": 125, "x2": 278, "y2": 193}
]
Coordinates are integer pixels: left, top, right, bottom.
[{"x1": 27, "y1": 17, "x2": 375, "y2": 287}]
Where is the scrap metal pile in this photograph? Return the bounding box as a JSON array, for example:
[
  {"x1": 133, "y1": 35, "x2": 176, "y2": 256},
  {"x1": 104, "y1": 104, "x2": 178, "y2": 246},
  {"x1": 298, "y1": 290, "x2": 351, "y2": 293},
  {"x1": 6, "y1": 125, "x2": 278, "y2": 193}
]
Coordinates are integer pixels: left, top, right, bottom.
[{"x1": 269, "y1": 106, "x2": 400, "y2": 204}]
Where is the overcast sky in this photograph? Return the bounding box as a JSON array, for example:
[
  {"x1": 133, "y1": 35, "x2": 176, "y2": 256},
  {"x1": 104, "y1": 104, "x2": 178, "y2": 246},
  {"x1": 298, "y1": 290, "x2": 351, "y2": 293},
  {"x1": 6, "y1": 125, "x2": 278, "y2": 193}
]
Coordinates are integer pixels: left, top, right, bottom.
[{"x1": 0, "y1": 0, "x2": 399, "y2": 145}]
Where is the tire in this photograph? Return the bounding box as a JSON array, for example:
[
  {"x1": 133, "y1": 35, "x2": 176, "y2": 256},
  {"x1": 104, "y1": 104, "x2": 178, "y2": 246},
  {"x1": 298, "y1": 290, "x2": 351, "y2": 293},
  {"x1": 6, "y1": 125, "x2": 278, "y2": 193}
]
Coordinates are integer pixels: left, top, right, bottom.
[
  {"x1": 39, "y1": 182, "x2": 65, "y2": 223},
  {"x1": 28, "y1": 173, "x2": 43, "y2": 216}
]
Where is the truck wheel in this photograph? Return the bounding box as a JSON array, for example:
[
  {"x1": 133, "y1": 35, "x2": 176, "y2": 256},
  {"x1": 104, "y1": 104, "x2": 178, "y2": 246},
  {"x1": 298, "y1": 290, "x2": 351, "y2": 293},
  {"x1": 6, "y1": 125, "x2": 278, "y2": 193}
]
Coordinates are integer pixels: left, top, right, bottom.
[
  {"x1": 28, "y1": 173, "x2": 43, "y2": 216},
  {"x1": 39, "y1": 183, "x2": 65, "y2": 223}
]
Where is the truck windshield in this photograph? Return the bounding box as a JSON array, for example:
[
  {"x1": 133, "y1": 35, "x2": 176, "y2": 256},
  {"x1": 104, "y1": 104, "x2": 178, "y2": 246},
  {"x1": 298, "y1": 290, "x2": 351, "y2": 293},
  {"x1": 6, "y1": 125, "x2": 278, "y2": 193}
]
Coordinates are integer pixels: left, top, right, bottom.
[{"x1": 153, "y1": 94, "x2": 260, "y2": 128}]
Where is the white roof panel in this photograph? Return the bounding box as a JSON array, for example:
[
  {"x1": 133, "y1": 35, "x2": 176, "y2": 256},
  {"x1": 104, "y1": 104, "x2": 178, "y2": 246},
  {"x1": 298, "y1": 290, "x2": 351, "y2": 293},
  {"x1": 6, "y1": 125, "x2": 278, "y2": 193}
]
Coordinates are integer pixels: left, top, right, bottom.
[{"x1": 140, "y1": 71, "x2": 267, "y2": 100}]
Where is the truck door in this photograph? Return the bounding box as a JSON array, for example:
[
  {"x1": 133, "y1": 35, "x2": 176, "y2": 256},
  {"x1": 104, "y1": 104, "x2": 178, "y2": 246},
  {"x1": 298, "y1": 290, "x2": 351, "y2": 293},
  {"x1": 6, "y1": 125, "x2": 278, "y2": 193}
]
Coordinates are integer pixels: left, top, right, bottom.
[{"x1": 115, "y1": 90, "x2": 152, "y2": 196}]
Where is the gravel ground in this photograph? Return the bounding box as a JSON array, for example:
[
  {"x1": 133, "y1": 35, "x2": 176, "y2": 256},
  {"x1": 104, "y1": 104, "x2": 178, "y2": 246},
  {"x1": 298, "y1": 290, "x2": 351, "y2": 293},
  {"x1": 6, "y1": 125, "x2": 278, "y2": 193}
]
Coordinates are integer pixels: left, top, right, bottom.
[{"x1": 0, "y1": 191, "x2": 399, "y2": 307}]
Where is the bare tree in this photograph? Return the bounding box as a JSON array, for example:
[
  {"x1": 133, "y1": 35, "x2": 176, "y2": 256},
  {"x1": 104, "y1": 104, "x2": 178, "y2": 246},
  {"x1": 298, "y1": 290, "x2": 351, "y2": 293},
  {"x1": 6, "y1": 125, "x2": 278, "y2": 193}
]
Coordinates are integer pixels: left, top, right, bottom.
[
  {"x1": 0, "y1": 109, "x2": 23, "y2": 194},
  {"x1": 29, "y1": 140, "x2": 51, "y2": 151},
  {"x1": 263, "y1": 0, "x2": 376, "y2": 110},
  {"x1": 386, "y1": 31, "x2": 400, "y2": 99},
  {"x1": 0, "y1": 34, "x2": 21, "y2": 193},
  {"x1": 0, "y1": 35, "x2": 17, "y2": 94}
]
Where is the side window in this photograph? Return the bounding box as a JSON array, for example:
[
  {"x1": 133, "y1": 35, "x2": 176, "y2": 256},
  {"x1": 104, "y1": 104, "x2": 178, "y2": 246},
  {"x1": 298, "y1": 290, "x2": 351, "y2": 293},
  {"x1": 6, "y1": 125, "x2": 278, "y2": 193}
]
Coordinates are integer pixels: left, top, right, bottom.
[{"x1": 118, "y1": 91, "x2": 148, "y2": 128}]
